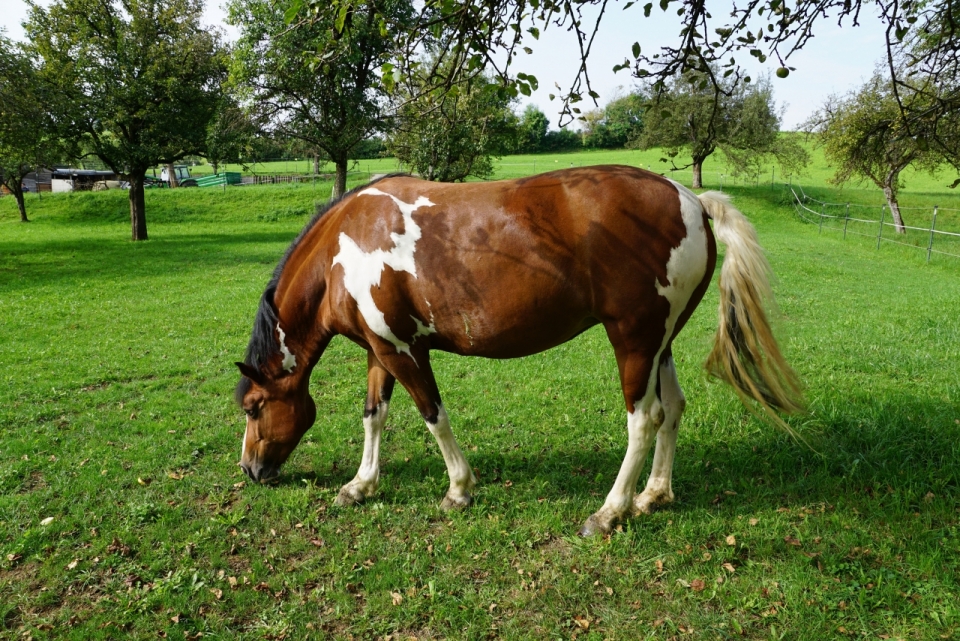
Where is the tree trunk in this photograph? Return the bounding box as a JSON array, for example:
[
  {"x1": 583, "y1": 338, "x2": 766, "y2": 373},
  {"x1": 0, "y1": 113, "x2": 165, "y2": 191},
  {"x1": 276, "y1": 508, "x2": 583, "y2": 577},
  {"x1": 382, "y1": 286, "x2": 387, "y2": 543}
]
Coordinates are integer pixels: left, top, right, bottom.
[
  {"x1": 882, "y1": 170, "x2": 906, "y2": 234},
  {"x1": 332, "y1": 155, "x2": 348, "y2": 200},
  {"x1": 691, "y1": 160, "x2": 703, "y2": 189},
  {"x1": 212, "y1": 160, "x2": 219, "y2": 175},
  {"x1": 129, "y1": 173, "x2": 148, "y2": 241},
  {"x1": 10, "y1": 182, "x2": 29, "y2": 222},
  {"x1": 313, "y1": 154, "x2": 320, "y2": 175},
  {"x1": 166, "y1": 163, "x2": 179, "y2": 188}
]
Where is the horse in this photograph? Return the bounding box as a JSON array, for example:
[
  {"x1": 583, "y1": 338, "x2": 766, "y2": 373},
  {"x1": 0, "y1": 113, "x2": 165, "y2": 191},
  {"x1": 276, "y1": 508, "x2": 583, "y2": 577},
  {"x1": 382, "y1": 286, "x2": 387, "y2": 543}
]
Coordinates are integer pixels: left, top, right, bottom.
[{"x1": 235, "y1": 165, "x2": 802, "y2": 536}]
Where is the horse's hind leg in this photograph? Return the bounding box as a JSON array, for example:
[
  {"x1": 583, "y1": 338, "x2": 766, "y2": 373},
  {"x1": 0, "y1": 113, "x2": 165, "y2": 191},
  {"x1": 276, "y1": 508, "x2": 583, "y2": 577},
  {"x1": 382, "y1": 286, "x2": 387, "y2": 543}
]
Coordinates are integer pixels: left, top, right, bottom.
[
  {"x1": 336, "y1": 352, "x2": 396, "y2": 506},
  {"x1": 376, "y1": 347, "x2": 477, "y2": 510},
  {"x1": 634, "y1": 355, "x2": 685, "y2": 514},
  {"x1": 580, "y1": 331, "x2": 663, "y2": 536}
]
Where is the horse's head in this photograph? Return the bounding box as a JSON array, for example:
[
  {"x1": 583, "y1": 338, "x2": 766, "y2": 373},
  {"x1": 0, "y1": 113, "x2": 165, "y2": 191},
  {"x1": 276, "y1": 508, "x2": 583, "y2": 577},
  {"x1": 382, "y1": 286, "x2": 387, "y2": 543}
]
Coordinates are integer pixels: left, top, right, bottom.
[{"x1": 234, "y1": 362, "x2": 316, "y2": 483}]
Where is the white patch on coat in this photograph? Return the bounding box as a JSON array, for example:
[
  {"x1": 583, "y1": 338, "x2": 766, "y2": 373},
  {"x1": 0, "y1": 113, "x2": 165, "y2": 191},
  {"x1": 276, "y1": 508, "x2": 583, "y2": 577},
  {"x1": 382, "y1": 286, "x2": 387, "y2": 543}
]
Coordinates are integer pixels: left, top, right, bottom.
[
  {"x1": 277, "y1": 323, "x2": 297, "y2": 372},
  {"x1": 650, "y1": 180, "x2": 710, "y2": 386},
  {"x1": 333, "y1": 188, "x2": 436, "y2": 359}
]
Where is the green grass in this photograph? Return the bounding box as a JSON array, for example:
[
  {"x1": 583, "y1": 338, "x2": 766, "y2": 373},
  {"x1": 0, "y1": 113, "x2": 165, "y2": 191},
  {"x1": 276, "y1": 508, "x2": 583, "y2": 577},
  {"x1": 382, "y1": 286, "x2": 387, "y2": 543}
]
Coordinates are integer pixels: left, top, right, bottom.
[{"x1": 1, "y1": 158, "x2": 959, "y2": 639}]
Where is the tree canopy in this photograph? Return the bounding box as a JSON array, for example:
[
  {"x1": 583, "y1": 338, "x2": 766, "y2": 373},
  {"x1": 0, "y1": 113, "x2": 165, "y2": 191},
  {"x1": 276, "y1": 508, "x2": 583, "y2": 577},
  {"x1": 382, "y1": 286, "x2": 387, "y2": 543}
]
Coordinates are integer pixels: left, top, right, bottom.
[
  {"x1": 0, "y1": 34, "x2": 68, "y2": 223},
  {"x1": 228, "y1": 0, "x2": 411, "y2": 199},
  {"x1": 806, "y1": 70, "x2": 956, "y2": 234},
  {"x1": 634, "y1": 71, "x2": 806, "y2": 188},
  {"x1": 26, "y1": 0, "x2": 226, "y2": 240},
  {"x1": 387, "y1": 68, "x2": 518, "y2": 182},
  {"x1": 290, "y1": 0, "x2": 960, "y2": 151}
]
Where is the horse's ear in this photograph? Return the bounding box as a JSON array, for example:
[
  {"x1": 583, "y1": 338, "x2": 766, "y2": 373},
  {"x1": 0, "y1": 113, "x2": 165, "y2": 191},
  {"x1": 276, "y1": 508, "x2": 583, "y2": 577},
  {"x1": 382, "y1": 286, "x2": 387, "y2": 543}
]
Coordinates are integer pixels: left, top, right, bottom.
[{"x1": 235, "y1": 362, "x2": 266, "y2": 385}]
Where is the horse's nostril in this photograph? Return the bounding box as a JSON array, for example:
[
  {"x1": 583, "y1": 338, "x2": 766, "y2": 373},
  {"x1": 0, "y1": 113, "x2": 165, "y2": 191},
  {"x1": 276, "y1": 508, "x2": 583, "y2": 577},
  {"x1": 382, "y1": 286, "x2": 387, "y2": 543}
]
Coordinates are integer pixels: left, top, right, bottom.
[{"x1": 239, "y1": 462, "x2": 256, "y2": 481}]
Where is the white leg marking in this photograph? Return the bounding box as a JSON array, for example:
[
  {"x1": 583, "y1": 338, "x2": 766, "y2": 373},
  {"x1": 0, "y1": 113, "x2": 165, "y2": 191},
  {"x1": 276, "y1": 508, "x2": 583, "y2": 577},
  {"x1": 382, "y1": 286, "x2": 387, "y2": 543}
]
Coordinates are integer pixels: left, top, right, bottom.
[
  {"x1": 635, "y1": 357, "x2": 686, "y2": 514},
  {"x1": 332, "y1": 189, "x2": 436, "y2": 359},
  {"x1": 337, "y1": 401, "x2": 390, "y2": 505},
  {"x1": 581, "y1": 393, "x2": 661, "y2": 534},
  {"x1": 426, "y1": 405, "x2": 477, "y2": 509}
]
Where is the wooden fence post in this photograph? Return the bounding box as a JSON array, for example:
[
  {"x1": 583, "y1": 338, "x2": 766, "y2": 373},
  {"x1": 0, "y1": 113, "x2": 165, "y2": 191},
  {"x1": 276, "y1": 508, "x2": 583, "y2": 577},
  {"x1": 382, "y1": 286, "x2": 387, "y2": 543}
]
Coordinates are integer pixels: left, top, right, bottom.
[
  {"x1": 927, "y1": 206, "x2": 938, "y2": 263},
  {"x1": 877, "y1": 205, "x2": 885, "y2": 249}
]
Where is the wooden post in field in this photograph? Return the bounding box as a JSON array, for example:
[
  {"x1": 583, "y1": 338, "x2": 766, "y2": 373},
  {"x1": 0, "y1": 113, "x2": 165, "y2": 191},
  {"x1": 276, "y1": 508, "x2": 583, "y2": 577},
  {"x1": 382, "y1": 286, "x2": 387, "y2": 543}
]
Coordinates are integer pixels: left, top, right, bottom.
[
  {"x1": 877, "y1": 205, "x2": 886, "y2": 249},
  {"x1": 843, "y1": 203, "x2": 850, "y2": 240},
  {"x1": 927, "y1": 206, "x2": 938, "y2": 263}
]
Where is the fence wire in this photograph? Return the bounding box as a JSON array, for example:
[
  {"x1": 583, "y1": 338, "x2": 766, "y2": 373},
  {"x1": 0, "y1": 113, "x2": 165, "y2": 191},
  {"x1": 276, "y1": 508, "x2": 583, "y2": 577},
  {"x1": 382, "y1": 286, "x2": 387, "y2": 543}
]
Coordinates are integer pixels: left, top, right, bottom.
[{"x1": 790, "y1": 186, "x2": 960, "y2": 263}]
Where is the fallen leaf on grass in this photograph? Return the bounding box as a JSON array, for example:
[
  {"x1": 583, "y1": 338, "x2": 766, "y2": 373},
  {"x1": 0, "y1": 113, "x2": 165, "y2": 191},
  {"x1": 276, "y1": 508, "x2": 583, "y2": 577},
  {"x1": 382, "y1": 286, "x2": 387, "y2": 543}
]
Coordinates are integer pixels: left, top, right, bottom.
[
  {"x1": 40, "y1": 517, "x2": 55, "y2": 526},
  {"x1": 391, "y1": 591, "x2": 403, "y2": 606},
  {"x1": 690, "y1": 579, "x2": 706, "y2": 592},
  {"x1": 210, "y1": 588, "x2": 223, "y2": 600},
  {"x1": 749, "y1": 518, "x2": 759, "y2": 526},
  {"x1": 66, "y1": 559, "x2": 78, "y2": 570},
  {"x1": 310, "y1": 538, "x2": 325, "y2": 547},
  {"x1": 655, "y1": 559, "x2": 664, "y2": 573},
  {"x1": 722, "y1": 562, "x2": 736, "y2": 574},
  {"x1": 725, "y1": 535, "x2": 736, "y2": 546},
  {"x1": 227, "y1": 576, "x2": 238, "y2": 588},
  {"x1": 168, "y1": 472, "x2": 184, "y2": 480},
  {"x1": 572, "y1": 615, "x2": 590, "y2": 630},
  {"x1": 137, "y1": 477, "x2": 151, "y2": 486},
  {"x1": 7, "y1": 553, "x2": 22, "y2": 563},
  {"x1": 784, "y1": 536, "x2": 802, "y2": 547}
]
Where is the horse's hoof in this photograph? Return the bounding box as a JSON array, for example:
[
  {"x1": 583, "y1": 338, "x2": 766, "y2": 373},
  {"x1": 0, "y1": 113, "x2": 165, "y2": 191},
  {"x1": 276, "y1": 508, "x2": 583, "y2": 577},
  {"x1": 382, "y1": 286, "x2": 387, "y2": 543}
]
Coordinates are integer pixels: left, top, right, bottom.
[
  {"x1": 632, "y1": 490, "x2": 674, "y2": 516},
  {"x1": 440, "y1": 493, "x2": 472, "y2": 511},
  {"x1": 577, "y1": 514, "x2": 611, "y2": 537},
  {"x1": 335, "y1": 486, "x2": 368, "y2": 507}
]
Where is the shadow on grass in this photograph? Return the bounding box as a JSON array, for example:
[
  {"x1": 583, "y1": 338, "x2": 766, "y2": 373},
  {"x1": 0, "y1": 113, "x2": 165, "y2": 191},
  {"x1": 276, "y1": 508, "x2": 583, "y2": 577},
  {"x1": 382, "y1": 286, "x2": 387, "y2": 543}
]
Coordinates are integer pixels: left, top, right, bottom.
[
  {"x1": 276, "y1": 391, "x2": 959, "y2": 524},
  {"x1": 0, "y1": 230, "x2": 300, "y2": 292}
]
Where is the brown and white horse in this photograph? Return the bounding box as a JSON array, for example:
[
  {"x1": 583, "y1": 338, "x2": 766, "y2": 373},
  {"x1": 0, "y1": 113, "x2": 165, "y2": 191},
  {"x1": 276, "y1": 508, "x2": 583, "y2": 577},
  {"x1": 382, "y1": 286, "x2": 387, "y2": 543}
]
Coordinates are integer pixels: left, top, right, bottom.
[{"x1": 235, "y1": 165, "x2": 802, "y2": 535}]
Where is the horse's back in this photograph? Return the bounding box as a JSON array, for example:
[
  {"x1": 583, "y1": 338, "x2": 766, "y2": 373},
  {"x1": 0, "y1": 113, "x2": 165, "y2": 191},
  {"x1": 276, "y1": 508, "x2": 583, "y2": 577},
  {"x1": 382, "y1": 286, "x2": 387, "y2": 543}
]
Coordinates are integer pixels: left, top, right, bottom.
[{"x1": 325, "y1": 166, "x2": 714, "y2": 358}]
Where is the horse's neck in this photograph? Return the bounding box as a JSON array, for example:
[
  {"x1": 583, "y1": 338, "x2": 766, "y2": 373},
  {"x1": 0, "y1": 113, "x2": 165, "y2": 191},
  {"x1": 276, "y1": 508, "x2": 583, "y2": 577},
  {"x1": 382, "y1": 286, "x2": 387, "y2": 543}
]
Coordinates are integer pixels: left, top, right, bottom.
[{"x1": 275, "y1": 235, "x2": 333, "y2": 374}]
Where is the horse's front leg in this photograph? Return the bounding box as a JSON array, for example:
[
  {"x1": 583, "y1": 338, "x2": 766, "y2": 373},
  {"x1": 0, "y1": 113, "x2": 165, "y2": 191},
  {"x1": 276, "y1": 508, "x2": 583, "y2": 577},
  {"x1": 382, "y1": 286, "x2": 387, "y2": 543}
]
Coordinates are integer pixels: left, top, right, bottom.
[
  {"x1": 336, "y1": 352, "x2": 395, "y2": 506},
  {"x1": 378, "y1": 346, "x2": 477, "y2": 510}
]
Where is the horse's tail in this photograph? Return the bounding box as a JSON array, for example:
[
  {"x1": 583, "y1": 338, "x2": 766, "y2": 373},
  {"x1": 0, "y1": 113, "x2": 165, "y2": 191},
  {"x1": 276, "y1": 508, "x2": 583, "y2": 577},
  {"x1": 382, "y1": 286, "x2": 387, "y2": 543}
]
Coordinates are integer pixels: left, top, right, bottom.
[{"x1": 698, "y1": 191, "x2": 804, "y2": 429}]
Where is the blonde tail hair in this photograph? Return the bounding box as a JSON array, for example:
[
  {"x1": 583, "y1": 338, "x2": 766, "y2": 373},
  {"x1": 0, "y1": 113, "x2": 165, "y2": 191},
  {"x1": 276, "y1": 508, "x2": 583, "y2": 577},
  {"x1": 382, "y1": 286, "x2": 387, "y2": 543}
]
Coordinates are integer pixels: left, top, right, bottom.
[{"x1": 699, "y1": 191, "x2": 804, "y2": 429}]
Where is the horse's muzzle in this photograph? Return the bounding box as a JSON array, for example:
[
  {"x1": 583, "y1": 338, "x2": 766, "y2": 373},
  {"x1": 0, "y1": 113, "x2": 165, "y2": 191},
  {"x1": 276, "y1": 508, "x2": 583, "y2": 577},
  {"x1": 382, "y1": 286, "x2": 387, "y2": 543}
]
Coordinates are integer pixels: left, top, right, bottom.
[{"x1": 239, "y1": 460, "x2": 280, "y2": 484}]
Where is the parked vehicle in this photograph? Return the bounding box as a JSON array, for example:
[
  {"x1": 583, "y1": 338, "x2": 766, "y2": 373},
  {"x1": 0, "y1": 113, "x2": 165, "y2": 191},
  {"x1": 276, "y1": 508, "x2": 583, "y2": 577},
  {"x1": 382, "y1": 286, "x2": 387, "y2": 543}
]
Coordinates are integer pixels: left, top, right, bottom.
[{"x1": 159, "y1": 165, "x2": 198, "y2": 187}]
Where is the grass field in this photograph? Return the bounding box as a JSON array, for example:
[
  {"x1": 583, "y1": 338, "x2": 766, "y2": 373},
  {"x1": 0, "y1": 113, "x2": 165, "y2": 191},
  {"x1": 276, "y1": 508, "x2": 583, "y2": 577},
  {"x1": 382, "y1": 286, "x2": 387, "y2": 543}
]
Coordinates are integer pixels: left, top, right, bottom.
[{"x1": 1, "y1": 152, "x2": 959, "y2": 640}]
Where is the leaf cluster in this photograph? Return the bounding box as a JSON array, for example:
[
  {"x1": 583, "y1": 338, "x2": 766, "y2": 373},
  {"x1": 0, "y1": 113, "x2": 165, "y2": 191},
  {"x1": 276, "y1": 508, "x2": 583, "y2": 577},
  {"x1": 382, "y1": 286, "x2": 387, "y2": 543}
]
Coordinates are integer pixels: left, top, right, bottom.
[
  {"x1": 387, "y1": 62, "x2": 518, "y2": 182},
  {"x1": 25, "y1": 0, "x2": 226, "y2": 178}
]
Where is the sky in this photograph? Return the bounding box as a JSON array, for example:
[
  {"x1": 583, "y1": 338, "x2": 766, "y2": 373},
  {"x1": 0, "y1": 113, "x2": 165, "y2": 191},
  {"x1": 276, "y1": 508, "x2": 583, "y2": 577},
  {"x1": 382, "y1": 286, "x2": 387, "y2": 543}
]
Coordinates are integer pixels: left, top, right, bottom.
[{"x1": 1, "y1": 0, "x2": 889, "y2": 130}]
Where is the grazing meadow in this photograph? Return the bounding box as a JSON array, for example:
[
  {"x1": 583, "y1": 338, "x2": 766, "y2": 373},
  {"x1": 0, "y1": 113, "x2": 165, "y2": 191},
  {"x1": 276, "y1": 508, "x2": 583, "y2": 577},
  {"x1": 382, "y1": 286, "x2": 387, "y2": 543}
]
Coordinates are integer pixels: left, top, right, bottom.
[{"x1": 1, "y1": 149, "x2": 959, "y2": 639}]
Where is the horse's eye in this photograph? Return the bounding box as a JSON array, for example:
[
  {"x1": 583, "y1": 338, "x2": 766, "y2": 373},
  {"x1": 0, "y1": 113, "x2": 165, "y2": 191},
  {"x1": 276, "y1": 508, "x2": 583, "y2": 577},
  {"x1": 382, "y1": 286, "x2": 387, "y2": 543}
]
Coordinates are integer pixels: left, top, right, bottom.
[{"x1": 244, "y1": 408, "x2": 257, "y2": 419}]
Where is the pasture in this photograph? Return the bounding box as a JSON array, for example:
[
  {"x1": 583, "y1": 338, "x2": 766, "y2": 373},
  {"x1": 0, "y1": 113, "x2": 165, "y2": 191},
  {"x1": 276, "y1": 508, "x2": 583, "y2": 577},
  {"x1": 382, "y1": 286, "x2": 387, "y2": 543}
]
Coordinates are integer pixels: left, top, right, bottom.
[{"x1": 1, "y1": 155, "x2": 959, "y2": 639}]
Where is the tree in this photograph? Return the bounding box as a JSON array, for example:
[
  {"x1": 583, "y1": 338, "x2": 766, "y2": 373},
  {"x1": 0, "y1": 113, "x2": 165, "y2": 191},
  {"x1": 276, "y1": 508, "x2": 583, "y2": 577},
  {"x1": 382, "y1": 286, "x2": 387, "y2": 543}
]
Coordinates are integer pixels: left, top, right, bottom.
[
  {"x1": 634, "y1": 72, "x2": 802, "y2": 188},
  {"x1": 515, "y1": 105, "x2": 549, "y2": 154},
  {"x1": 806, "y1": 71, "x2": 953, "y2": 234},
  {"x1": 581, "y1": 92, "x2": 644, "y2": 149},
  {"x1": 0, "y1": 35, "x2": 67, "y2": 223},
  {"x1": 26, "y1": 0, "x2": 226, "y2": 241},
  {"x1": 205, "y1": 93, "x2": 259, "y2": 175},
  {"x1": 387, "y1": 70, "x2": 518, "y2": 182},
  {"x1": 228, "y1": 0, "x2": 409, "y2": 200},
  {"x1": 291, "y1": 0, "x2": 959, "y2": 149}
]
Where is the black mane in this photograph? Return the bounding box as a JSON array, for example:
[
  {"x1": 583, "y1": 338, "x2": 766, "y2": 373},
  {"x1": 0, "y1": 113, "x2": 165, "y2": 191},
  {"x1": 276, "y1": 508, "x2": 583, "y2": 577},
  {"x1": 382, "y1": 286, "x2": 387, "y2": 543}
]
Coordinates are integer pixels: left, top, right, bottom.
[{"x1": 235, "y1": 173, "x2": 410, "y2": 404}]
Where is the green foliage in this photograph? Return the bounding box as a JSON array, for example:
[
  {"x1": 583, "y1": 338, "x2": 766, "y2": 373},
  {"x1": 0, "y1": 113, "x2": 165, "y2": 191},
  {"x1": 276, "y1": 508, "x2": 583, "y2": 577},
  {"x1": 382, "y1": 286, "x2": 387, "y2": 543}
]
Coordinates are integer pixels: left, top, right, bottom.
[
  {"x1": 0, "y1": 34, "x2": 71, "y2": 222},
  {"x1": 205, "y1": 93, "x2": 260, "y2": 174},
  {"x1": 24, "y1": 0, "x2": 227, "y2": 239},
  {"x1": 514, "y1": 105, "x2": 549, "y2": 154},
  {"x1": 388, "y1": 69, "x2": 518, "y2": 182},
  {"x1": 635, "y1": 71, "x2": 804, "y2": 187},
  {"x1": 228, "y1": 0, "x2": 410, "y2": 197},
  {"x1": 580, "y1": 92, "x2": 645, "y2": 149},
  {"x1": 805, "y1": 70, "x2": 955, "y2": 232}
]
